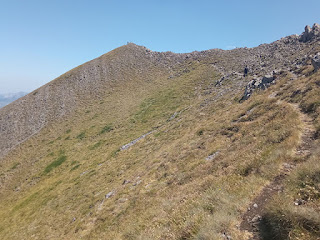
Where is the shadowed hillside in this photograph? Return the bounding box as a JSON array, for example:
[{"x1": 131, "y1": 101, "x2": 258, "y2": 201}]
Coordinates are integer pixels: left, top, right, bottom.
[{"x1": 0, "y1": 24, "x2": 320, "y2": 240}]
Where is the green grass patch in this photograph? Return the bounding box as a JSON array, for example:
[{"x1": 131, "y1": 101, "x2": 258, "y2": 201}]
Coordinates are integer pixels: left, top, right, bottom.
[
  {"x1": 100, "y1": 124, "x2": 113, "y2": 134},
  {"x1": 12, "y1": 191, "x2": 40, "y2": 212},
  {"x1": 44, "y1": 155, "x2": 67, "y2": 173},
  {"x1": 89, "y1": 140, "x2": 105, "y2": 150},
  {"x1": 76, "y1": 132, "x2": 86, "y2": 140}
]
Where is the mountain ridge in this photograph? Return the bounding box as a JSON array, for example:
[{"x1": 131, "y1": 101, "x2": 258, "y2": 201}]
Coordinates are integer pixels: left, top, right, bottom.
[
  {"x1": 2, "y1": 25, "x2": 319, "y2": 159},
  {"x1": 0, "y1": 24, "x2": 320, "y2": 240}
]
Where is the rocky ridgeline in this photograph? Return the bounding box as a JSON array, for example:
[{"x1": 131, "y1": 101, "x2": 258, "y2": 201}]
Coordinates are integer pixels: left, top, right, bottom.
[
  {"x1": 239, "y1": 23, "x2": 320, "y2": 101},
  {"x1": 1, "y1": 24, "x2": 320, "y2": 158},
  {"x1": 300, "y1": 23, "x2": 320, "y2": 42}
]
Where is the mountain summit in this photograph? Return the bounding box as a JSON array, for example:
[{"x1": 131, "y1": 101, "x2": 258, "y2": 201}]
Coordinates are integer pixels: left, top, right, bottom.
[{"x1": 0, "y1": 25, "x2": 320, "y2": 239}]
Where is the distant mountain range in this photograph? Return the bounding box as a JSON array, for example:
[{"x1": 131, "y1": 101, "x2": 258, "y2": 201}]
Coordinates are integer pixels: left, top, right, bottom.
[{"x1": 0, "y1": 92, "x2": 27, "y2": 108}]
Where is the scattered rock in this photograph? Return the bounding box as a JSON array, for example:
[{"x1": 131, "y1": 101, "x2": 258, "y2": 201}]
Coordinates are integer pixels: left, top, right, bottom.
[
  {"x1": 253, "y1": 203, "x2": 258, "y2": 208},
  {"x1": 251, "y1": 215, "x2": 262, "y2": 225},
  {"x1": 168, "y1": 112, "x2": 178, "y2": 121},
  {"x1": 133, "y1": 180, "x2": 142, "y2": 186},
  {"x1": 105, "y1": 191, "x2": 115, "y2": 199},
  {"x1": 120, "y1": 130, "x2": 154, "y2": 151},
  {"x1": 222, "y1": 232, "x2": 232, "y2": 240},
  {"x1": 294, "y1": 198, "x2": 305, "y2": 206},
  {"x1": 122, "y1": 179, "x2": 130, "y2": 185},
  {"x1": 283, "y1": 163, "x2": 294, "y2": 171},
  {"x1": 205, "y1": 151, "x2": 220, "y2": 161}
]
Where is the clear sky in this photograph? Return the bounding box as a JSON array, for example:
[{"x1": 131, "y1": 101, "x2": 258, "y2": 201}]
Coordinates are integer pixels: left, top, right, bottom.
[{"x1": 1, "y1": 0, "x2": 320, "y2": 94}]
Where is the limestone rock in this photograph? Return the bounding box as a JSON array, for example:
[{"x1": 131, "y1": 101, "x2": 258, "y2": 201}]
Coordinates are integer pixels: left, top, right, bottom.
[
  {"x1": 312, "y1": 53, "x2": 320, "y2": 71},
  {"x1": 205, "y1": 151, "x2": 220, "y2": 161},
  {"x1": 105, "y1": 191, "x2": 115, "y2": 199},
  {"x1": 300, "y1": 23, "x2": 320, "y2": 42},
  {"x1": 240, "y1": 74, "x2": 275, "y2": 101}
]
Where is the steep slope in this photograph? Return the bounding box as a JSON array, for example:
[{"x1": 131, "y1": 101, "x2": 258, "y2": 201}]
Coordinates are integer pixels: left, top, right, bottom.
[
  {"x1": 0, "y1": 43, "x2": 186, "y2": 158},
  {"x1": 0, "y1": 25, "x2": 320, "y2": 240}
]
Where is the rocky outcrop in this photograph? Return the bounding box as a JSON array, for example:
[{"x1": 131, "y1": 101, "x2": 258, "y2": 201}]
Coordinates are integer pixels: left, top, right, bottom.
[
  {"x1": 299, "y1": 23, "x2": 320, "y2": 42},
  {"x1": 312, "y1": 53, "x2": 320, "y2": 71},
  {"x1": 240, "y1": 74, "x2": 276, "y2": 101},
  {"x1": 238, "y1": 23, "x2": 319, "y2": 101}
]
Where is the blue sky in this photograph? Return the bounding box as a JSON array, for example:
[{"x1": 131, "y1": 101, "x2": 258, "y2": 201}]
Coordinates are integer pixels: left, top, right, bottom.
[{"x1": 1, "y1": 0, "x2": 320, "y2": 94}]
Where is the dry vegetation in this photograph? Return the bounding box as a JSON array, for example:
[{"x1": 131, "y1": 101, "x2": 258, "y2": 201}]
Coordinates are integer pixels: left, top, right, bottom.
[{"x1": 0, "y1": 42, "x2": 320, "y2": 240}]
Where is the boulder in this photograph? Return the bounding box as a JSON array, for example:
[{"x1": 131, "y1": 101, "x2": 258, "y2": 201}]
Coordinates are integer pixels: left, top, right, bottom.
[
  {"x1": 260, "y1": 75, "x2": 275, "y2": 89},
  {"x1": 312, "y1": 53, "x2": 320, "y2": 71},
  {"x1": 240, "y1": 73, "x2": 276, "y2": 101}
]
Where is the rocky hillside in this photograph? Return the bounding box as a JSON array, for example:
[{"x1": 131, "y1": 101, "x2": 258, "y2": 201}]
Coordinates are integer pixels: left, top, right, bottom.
[
  {"x1": 0, "y1": 24, "x2": 320, "y2": 240},
  {"x1": 1, "y1": 24, "x2": 319, "y2": 160}
]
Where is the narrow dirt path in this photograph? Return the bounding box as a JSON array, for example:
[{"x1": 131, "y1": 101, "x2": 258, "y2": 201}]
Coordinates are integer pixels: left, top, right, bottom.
[{"x1": 239, "y1": 99, "x2": 316, "y2": 240}]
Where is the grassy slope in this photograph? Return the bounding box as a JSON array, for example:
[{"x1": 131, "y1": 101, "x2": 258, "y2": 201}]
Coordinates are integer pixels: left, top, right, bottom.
[
  {"x1": 259, "y1": 66, "x2": 320, "y2": 240},
  {"x1": 0, "y1": 56, "x2": 319, "y2": 240}
]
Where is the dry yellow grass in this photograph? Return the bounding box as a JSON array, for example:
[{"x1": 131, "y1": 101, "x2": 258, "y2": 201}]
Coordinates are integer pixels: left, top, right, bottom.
[{"x1": 1, "y1": 49, "x2": 320, "y2": 240}]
